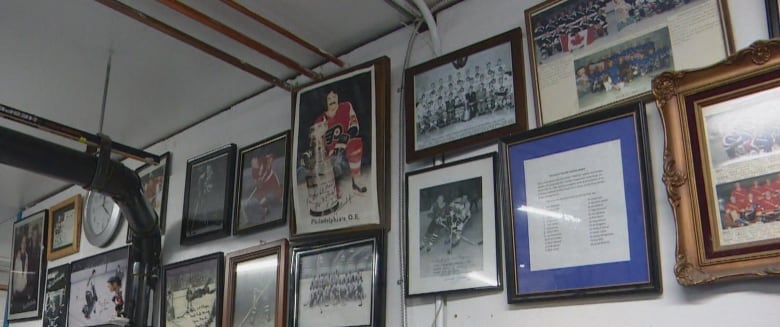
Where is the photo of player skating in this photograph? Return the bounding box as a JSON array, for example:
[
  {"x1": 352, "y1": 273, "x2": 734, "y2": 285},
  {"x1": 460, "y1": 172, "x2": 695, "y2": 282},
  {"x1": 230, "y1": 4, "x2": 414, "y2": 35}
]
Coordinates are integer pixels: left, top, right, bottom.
[
  {"x1": 165, "y1": 263, "x2": 219, "y2": 327},
  {"x1": 412, "y1": 42, "x2": 515, "y2": 151},
  {"x1": 68, "y1": 247, "x2": 128, "y2": 327},
  {"x1": 418, "y1": 177, "x2": 484, "y2": 277},
  {"x1": 295, "y1": 242, "x2": 375, "y2": 327},
  {"x1": 230, "y1": 255, "x2": 278, "y2": 327},
  {"x1": 187, "y1": 157, "x2": 229, "y2": 237},
  {"x1": 237, "y1": 133, "x2": 289, "y2": 232}
]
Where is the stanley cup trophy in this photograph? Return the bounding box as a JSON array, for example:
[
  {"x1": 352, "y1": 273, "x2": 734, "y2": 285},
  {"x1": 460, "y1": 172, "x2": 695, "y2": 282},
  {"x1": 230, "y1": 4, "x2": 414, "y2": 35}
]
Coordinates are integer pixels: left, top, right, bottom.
[{"x1": 304, "y1": 120, "x2": 340, "y2": 216}]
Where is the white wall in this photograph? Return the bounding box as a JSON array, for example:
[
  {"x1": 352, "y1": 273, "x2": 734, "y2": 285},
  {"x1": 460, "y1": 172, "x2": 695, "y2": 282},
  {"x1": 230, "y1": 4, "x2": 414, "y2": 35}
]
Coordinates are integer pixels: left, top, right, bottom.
[{"x1": 6, "y1": 0, "x2": 780, "y2": 326}]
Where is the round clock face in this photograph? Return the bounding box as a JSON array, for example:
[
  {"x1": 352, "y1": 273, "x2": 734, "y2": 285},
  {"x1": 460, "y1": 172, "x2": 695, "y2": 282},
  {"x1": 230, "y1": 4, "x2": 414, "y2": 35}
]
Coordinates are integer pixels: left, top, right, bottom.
[{"x1": 84, "y1": 191, "x2": 123, "y2": 247}]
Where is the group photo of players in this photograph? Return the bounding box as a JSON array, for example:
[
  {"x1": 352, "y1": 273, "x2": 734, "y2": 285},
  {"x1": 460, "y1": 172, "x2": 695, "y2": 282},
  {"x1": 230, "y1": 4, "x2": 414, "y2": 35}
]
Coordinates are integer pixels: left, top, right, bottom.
[
  {"x1": 718, "y1": 175, "x2": 780, "y2": 229},
  {"x1": 306, "y1": 270, "x2": 366, "y2": 312}
]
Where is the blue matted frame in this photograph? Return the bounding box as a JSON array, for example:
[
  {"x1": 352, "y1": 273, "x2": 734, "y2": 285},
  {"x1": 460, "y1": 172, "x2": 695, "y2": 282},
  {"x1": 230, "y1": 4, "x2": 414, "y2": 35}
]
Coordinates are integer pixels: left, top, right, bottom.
[{"x1": 500, "y1": 102, "x2": 661, "y2": 303}]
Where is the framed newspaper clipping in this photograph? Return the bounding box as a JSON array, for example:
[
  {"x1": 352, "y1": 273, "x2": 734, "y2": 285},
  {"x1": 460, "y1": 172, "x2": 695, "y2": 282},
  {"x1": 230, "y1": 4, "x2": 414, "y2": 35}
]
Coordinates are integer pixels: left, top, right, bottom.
[
  {"x1": 526, "y1": 0, "x2": 734, "y2": 125},
  {"x1": 501, "y1": 101, "x2": 660, "y2": 302},
  {"x1": 291, "y1": 57, "x2": 390, "y2": 238},
  {"x1": 405, "y1": 153, "x2": 502, "y2": 296},
  {"x1": 404, "y1": 28, "x2": 527, "y2": 162},
  {"x1": 654, "y1": 39, "x2": 780, "y2": 285}
]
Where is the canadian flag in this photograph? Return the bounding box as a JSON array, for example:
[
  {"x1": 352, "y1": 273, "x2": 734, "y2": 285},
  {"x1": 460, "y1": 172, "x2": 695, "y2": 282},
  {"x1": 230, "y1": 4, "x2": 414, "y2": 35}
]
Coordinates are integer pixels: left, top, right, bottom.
[{"x1": 560, "y1": 26, "x2": 595, "y2": 52}]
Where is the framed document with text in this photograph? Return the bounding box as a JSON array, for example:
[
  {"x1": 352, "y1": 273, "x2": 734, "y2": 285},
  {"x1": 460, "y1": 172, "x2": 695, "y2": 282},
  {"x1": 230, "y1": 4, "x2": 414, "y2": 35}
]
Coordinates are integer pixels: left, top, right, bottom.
[
  {"x1": 654, "y1": 39, "x2": 780, "y2": 285},
  {"x1": 526, "y1": 0, "x2": 733, "y2": 125},
  {"x1": 501, "y1": 102, "x2": 660, "y2": 302}
]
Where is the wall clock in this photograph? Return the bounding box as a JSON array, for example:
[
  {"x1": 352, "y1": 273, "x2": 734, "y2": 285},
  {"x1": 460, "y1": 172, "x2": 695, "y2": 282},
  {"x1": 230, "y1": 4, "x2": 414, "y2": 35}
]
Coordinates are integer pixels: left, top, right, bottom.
[{"x1": 83, "y1": 190, "x2": 123, "y2": 247}]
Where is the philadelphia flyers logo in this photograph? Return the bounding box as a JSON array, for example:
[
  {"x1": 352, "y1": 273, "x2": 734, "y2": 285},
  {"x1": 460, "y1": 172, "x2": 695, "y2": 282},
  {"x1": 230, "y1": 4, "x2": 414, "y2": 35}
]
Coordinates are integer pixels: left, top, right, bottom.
[{"x1": 324, "y1": 125, "x2": 343, "y2": 145}]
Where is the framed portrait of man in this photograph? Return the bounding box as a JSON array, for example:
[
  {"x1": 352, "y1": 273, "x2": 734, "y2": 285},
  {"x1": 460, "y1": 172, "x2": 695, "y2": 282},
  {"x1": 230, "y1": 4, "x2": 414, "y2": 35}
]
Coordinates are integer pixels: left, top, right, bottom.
[
  {"x1": 290, "y1": 57, "x2": 390, "y2": 238},
  {"x1": 8, "y1": 210, "x2": 48, "y2": 321}
]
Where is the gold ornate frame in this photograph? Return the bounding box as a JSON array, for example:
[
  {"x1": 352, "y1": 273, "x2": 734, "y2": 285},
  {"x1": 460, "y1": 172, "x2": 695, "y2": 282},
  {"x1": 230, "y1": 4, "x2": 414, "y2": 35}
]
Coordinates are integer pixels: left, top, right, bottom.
[{"x1": 653, "y1": 39, "x2": 780, "y2": 285}]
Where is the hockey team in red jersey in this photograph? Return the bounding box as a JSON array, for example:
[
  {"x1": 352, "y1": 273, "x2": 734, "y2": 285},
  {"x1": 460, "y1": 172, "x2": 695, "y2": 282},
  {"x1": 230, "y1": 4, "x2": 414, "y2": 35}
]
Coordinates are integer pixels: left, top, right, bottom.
[{"x1": 721, "y1": 177, "x2": 780, "y2": 228}]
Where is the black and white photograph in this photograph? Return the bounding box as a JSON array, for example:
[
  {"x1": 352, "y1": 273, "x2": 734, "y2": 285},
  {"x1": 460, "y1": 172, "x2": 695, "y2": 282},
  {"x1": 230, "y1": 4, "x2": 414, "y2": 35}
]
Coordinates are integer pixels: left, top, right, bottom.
[
  {"x1": 182, "y1": 144, "x2": 237, "y2": 245},
  {"x1": 43, "y1": 264, "x2": 70, "y2": 327},
  {"x1": 292, "y1": 58, "x2": 389, "y2": 237},
  {"x1": 8, "y1": 210, "x2": 47, "y2": 320},
  {"x1": 405, "y1": 153, "x2": 501, "y2": 296},
  {"x1": 404, "y1": 28, "x2": 527, "y2": 162},
  {"x1": 68, "y1": 246, "x2": 129, "y2": 327},
  {"x1": 527, "y1": 0, "x2": 732, "y2": 124},
  {"x1": 235, "y1": 132, "x2": 290, "y2": 235},
  {"x1": 51, "y1": 205, "x2": 75, "y2": 251},
  {"x1": 223, "y1": 240, "x2": 287, "y2": 327},
  {"x1": 163, "y1": 253, "x2": 223, "y2": 327},
  {"x1": 137, "y1": 151, "x2": 171, "y2": 234},
  {"x1": 291, "y1": 234, "x2": 383, "y2": 327},
  {"x1": 48, "y1": 195, "x2": 81, "y2": 260},
  {"x1": 573, "y1": 27, "x2": 673, "y2": 110}
]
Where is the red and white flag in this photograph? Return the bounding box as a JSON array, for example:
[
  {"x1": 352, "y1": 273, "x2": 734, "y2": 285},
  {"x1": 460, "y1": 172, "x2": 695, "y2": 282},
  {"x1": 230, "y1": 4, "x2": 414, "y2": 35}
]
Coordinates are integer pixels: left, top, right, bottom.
[{"x1": 560, "y1": 26, "x2": 595, "y2": 52}]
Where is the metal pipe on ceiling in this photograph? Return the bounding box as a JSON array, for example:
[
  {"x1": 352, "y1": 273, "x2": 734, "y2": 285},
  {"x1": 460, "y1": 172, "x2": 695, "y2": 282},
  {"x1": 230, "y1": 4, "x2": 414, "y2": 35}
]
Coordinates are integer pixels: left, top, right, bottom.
[
  {"x1": 158, "y1": 0, "x2": 321, "y2": 80},
  {"x1": 411, "y1": 0, "x2": 441, "y2": 55},
  {"x1": 95, "y1": 0, "x2": 292, "y2": 91},
  {"x1": 220, "y1": 0, "x2": 345, "y2": 67}
]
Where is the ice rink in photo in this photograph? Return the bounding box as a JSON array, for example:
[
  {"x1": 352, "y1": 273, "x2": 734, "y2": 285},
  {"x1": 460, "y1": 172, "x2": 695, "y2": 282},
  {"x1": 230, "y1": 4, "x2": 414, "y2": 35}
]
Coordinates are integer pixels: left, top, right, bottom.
[{"x1": 68, "y1": 259, "x2": 127, "y2": 326}]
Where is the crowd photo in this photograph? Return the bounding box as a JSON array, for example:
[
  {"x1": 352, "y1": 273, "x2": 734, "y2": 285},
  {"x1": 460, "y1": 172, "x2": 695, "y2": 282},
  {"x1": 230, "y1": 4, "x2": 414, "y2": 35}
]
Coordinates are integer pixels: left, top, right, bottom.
[
  {"x1": 532, "y1": 0, "x2": 696, "y2": 62},
  {"x1": 718, "y1": 175, "x2": 780, "y2": 229}
]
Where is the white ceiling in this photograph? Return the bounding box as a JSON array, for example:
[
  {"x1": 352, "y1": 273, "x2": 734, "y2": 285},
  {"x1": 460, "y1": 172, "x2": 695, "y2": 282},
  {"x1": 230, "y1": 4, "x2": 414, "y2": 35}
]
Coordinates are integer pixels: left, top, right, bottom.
[{"x1": 0, "y1": 0, "x2": 454, "y2": 220}]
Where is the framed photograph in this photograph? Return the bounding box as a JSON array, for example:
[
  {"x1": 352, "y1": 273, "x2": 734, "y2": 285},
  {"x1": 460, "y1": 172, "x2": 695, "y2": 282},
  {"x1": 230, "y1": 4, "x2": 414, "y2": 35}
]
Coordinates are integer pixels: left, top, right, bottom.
[
  {"x1": 137, "y1": 151, "x2": 171, "y2": 234},
  {"x1": 223, "y1": 240, "x2": 288, "y2": 327},
  {"x1": 403, "y1": 28, "x2": 527, "y2": 162},
  {"x1": 162, "y1": 252, "x2": 224, "y2": 327},
  {"x1": 8, "y1": 210, "x2": 48, "y2": 320},
  {"x1": 48, "y1": 195, "x2": 82, "y2": 260},
  {"x1": 526, "y1": 0, "x2": 734, "y2": 125},
  {"x1": 653, "y1": 39, "x2": 780, "y2": 285},
  {"x1": 289, "y1": 232, "x2": 384, "y2": 327},
  {"x1": 43, "y1": 264, "x2": 70, "y2": 327},
  {"x1": 182, "y1": 144, "x2": 237, "y2": 245},
  {"x1": 405, "y1": 153, "x2": 501, "y2": 296},
  {"x1": 501, "y1": 102, "x2": 660, "y2": 302},
  {"x1": 68, "y1": 246, "x2": 130, "y2": 326},
  {"x1": 291, "y1": 57, "x2": 390, "y2": 238},
  {"x1": 235, "y1": 131, "x2": 291, "y2": 235},
  {"x1": 767, "y1": 0, "x2": 780, "y2": 38}
]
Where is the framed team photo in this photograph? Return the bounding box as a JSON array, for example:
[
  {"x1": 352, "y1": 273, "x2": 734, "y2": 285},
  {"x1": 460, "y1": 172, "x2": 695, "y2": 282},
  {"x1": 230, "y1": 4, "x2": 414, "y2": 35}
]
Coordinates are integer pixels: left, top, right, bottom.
[
  {"x1": 42, "y1": 264, "x2": 70, "y2": 327},
  {"x1": 526, "y1": 0, "x2": 734, "y2": 125},
  {"x1": 502, "y1": 102, "x2": 660, "y2": 302},
  {"x1": 235, "y1": 131, "x2": 291, "y2": 235},
  {"x1": 181, "y1": 144, "x2": 237, "y2": 245},
  {"x1": 48, "y1": 195, "x2": 82, "y2": 260},
  {"x1": 68, "y1": 246, "x2": 130, "y2": 326},
  {"x1": 289, "y1": 232, "x2": 384, "y2": 327},
  {"x1": 404, "y1": 28, "x2": 527, "y2": 162},
  {"x1": 8, "y1": 210, "x2": 48, "y2": 321},
  {"x1": 136, "y1": 151, "x2": 171, "y2": 234},
  {"x1": 654, "y1": 39, "x2": 780, "y2": 284},
  {"x1": 290, "y1": 57, "x2": 390, "y2": 238},
  {"x1": 223, "y1": 240, "x2": 288, "y2": 327},
  {"x1": 162, "y1": 252, "x2": 224, "y2": 327},
  {"x1": 405, "y1": 153, "x2": 502, "y2": 296}
]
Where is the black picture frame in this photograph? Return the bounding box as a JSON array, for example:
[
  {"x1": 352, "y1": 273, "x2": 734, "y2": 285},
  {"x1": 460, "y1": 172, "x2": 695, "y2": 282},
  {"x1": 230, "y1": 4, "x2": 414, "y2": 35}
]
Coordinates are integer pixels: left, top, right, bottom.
[
  {"x1": 42, "y1": 263, "x2": 70, "y2": 327},
  {"x1": 289, "y1": 231, "x2": 385, "y2": 327},
  {"x1": 162, "y1": 252, "x2": 224, "y2": 327},
  {"x1": 767, "y1": 0, "x2": 780, "y2": 38},
  {"x1": 404, "y1": 153, "x2": 502, "y2": 297},
  {"x1": 181, "y1": 144, "x2": 237, "y2": 245},
  {"x1": 8, "y1": 210, "x2": 48, "y2": 321},
  {"x1": 68, "y1": 246, "x2": 131, "y2": 326},
  {"x1": 501, "y1": 102, "x2": 660, "y2": 302},
  {"x1": 234, "y1": 131, "x2": 291, "y2": 235},
  {"x1": 404, "y1": 27, "x2": 528, "y2": 162},
  {"x1": 136, "y1": 151, "x2": 171, "y2": 234}
]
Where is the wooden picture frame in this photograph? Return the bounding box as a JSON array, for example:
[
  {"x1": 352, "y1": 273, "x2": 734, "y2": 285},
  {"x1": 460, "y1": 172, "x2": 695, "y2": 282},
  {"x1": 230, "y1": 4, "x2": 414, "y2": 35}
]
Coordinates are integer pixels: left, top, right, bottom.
[
  {"x1": 234, "y1": 131, "x2": 291, "y2": 235},
  {"x1": 8, "y1": 210, "x2": 48, "y2": 321},
  {"x1": 47, "y1": 195, "x2": 82, "y2": 261},
  {"x1": 654, "y1": 39, "x2": 780, "y2": 285},
  {"x1": 526, "y1": 0, "x2": 734, "y2": 125},
  {"x1": 289, "y1": 231, "x2": 384, "y2": 327},
  {"x1": 223, "y1": 240, "x2": 288, "y2": 327},
  {"x1": 290, "y1": 57, "x2": 390, "y2": 238},
  {"x1": 181, "y1": 144, "x2": 237, "y2": 245},
  {"x1": 42, "y1": 263, "x2": 70, "y2": 327},
  {"x1": 767, "y1": 0, "x2": 780, "y2": 38},
  {"x1": 403, "y1": 28, "x2": 528, "y2": 162},
  {"x1": 405, "y1": 153, "x2": 502, "y2": 296},
  {"x1": 68, "y1": 246, "x2": 130, "y2": 326},
  {"x1": 162, "y1": 252, "x2": 224, "y2": 327},
  {"x1": 501, "y1": 102, "x2": 660, "y2": 302}
]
